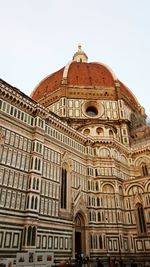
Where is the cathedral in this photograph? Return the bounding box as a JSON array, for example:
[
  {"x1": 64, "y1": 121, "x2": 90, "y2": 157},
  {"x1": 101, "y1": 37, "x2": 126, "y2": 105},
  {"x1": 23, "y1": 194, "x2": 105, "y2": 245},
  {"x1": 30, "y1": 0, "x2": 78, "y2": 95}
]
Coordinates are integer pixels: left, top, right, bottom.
[{"x1": 0, "y1": 45, "x2": 150, "y2": 265}]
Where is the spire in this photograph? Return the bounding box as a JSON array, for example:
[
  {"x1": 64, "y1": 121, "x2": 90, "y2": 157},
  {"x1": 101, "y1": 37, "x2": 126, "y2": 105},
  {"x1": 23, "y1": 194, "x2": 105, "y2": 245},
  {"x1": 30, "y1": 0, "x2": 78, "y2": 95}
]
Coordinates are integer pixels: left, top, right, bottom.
[{"x1": 72, "y1": 44, "x2": 88, "y2": 63}]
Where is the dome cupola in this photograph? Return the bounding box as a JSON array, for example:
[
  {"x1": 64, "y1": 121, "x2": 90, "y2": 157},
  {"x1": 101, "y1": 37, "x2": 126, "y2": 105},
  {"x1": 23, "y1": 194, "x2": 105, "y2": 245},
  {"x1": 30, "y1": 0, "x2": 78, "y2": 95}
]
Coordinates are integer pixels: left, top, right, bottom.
[{"x1": 72, "y1": 44, "x2": 88, "y2": 63}]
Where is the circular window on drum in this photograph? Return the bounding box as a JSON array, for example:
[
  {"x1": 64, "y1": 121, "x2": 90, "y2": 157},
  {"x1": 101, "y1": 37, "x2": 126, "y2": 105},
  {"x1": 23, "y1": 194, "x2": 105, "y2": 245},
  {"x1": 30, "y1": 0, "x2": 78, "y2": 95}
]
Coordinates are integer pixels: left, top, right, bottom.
[
  {"x1": 86, "y1": 106, "x2": 98, "y2": 117},
  {"x1": 82, "y1": 101, "x2": 104, "y2": 118},
  {"x1": 83, "y1": 128, "x2": 90, "y2": 135}
]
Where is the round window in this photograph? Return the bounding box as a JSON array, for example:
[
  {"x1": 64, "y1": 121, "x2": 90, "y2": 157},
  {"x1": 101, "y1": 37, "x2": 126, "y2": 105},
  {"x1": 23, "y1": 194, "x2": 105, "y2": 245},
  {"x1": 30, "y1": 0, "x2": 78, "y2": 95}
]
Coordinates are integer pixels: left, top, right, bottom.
[
  {"x1": 83, "y1": 128, "x2": 90, "y2": 135},
  {"x1": 86, "y1": 106, "x2": 98, "y2": 117},
  {"x1": 82, "y1": 101, "x2": 104, "y2": 118}
]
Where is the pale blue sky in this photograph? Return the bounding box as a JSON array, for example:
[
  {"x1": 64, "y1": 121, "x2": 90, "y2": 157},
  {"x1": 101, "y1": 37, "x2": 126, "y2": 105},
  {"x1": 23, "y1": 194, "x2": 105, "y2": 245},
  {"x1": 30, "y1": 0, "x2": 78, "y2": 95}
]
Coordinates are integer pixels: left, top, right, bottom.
[{"x1": 0, "y1": 0, "x2": 150, "y2": 115}]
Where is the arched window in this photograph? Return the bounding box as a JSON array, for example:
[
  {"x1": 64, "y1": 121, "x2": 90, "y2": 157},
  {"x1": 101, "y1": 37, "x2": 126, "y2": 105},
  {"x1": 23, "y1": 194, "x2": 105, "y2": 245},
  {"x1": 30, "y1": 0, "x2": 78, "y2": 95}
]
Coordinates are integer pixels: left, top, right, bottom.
[
  {"x1": 36, "y1": 143, "x2": 39, "y2": 152},
  {"x1": 27, "y1": 226, "x2": 32, "y2": 246},
  {"x1": 40, "y1": 144, "x2": 42, "y2": 153},
  {"x1": 141, "y1": 164, "x2": 148, "y2": 177},
  {"x1": 28, "y1": 178, "x2": 31, "y2": 189},
  {"x1": 32, "y1": 142, "x2": 35, "y2": 152},
  {"x1": 102, "y1": 212, "x2": 104, "y2": 221},
  {"x1": 35, "y1": 197, "x2": 38, "y2": 210},
  {"x1": 93, "y1": 211, "x2": 96, "y2": 221},
  {"x1": 91, "y1": 181, "x2": 94, "y2": 190},
  {"x1": 31, "y1": 196, "x2": 34, "y2": 209},
  {"x1": 35, "y1": 158, "x2": 38, "y2": 170},
  {"x1": 142, "y1": 165, "x2": 145, "y2": 176},
  {"x1": 97, "y1": 197, "x2": 100, "y2": 206},
  {"x1": 136, "y1": 203, "x2": 147, "y2": 235},
  {"x1": 94, "y1": 235, "x2": 98, "y2": 249},
  {"x1": 92, "y1": 197, "x2": 95, "y2": 206},
  {"x1": 89, "y1": 211, "x2": 92, "y2": 221},
  {"x1": 38, "y1": 159, "x2": 41, "y2": 171},
  {"x1": 90, "y1": 235, "x2": 93, "y2": 249},
  {"x1": 26, "y1": 196, "x2": 29, "y2": 209},
  {"x1": 96, "y1": 127, "x2": 103, "y2": 136},
  {"x1": 118, "y1": 211, "x2": 120, "y2": 221},
  {"x1": 83, "y1": 128, "x2": 90, "y2": 135},
  {"x1": 99, "y1": 235, "x2": 103, "y2": 249},
  {"x1": 61, "y1": 168, "x2": 67, "y2": 209},
  {"x1": 75, "y1": 214, "x2": 83, "y2": 226},
  {"x1": 23, "y1": 227, "x2": 27, "y2": 246},
  {"x1": 33, "y1": 178, "x2": 36, "y2": 189},
  {"x1": 36, "y1": 179, "x2": 39, "y2": 190},
  {"x1": 88, "y1": 181, "x2": 90, "y2": 190},
  {"x1": 31, "y1": 157, "x2": 33, "y2": 169},
  {"x1": 98, "y1": 212, "x2": 101, "y2": 222},
  {"x1": 96, "y1": 181, "x2": 99, "y2": 191},
  {"x1": 31, "y1": 226, "x2": 36, "y2": 246}
]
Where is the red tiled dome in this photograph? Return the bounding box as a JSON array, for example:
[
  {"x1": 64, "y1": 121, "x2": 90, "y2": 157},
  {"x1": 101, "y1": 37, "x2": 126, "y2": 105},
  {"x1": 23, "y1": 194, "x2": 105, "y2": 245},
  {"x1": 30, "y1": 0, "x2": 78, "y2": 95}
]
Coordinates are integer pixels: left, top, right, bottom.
[
  {"x1": 119, "y1": 81, "x2": 139, "y2": 110},
  {"x1": 31, "y1": 61, "x2": 115, "y2": 101},
  {"x1": 67, "y1": 62, "x2": 114, "y2": 87},
  {"x1": 31, "y1": 59, "x2": 140, "y2": 111},
  {"x1": 31, "y1": 67, "x2": 65, "y2": 101}
]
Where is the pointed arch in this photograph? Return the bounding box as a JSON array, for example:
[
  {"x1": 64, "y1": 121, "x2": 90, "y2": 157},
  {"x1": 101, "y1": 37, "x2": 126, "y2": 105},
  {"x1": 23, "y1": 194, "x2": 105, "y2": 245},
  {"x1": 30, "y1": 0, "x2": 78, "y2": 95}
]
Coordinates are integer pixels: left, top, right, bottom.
[
  {"x1": 126, "y1": 184, "x2": 144, "y2": 195},
  {"x1": 75, "y1": 212, "x2": 85, "y2": 226},
  {"x1": 102, "y1": 183, "x2": 115, "y2": 193},
  {"x1": 134, "y1": 155, "x2": 150, "y2": 167},
  {"x1": 99, "y1": 148, "x2": 110, "y2": 158}
]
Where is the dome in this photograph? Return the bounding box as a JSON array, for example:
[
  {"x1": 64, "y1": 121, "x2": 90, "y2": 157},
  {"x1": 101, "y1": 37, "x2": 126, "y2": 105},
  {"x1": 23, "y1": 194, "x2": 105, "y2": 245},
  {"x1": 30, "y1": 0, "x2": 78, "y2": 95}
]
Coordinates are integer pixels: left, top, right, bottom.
[
  {"x1": 66, "y1": 61, "x2": 115, "y2": 87},
  {"x1": 31, "y1": 62, "x2": 116, "y2": 100},
  {"x1": 31, "y1": 46, "x2": 140, "y2": 111}
]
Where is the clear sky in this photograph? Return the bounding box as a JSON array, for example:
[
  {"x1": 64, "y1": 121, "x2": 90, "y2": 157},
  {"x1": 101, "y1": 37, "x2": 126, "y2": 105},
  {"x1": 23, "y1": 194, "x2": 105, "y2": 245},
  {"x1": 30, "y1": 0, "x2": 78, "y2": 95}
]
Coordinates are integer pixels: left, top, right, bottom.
[{"x1": 0, "y1": 0, "x2": 150, "y2": 116}]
